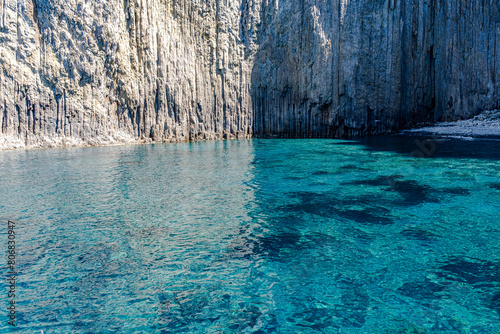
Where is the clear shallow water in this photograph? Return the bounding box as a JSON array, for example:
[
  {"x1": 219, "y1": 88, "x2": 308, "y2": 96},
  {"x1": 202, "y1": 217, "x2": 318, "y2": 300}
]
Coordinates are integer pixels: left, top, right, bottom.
[{"x1": 0, "y1": 137, "x2": 499, "y2": 333}]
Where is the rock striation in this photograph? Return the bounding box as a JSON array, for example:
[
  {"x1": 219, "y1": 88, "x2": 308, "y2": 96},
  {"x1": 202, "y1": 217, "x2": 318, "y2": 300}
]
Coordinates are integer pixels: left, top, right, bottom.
[
  {"x1": 0, "y1": 0, "x2": 499, "y2": 149},
  {"x1": 252, "y1": 0, "x2": 500, "y2": 137}
]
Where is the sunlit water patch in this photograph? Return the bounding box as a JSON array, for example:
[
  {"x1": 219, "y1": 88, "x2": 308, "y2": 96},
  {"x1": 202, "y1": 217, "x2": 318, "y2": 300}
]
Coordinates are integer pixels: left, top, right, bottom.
[{"x1": 0, "y1": 137, "x2": 499, "y2": 333}]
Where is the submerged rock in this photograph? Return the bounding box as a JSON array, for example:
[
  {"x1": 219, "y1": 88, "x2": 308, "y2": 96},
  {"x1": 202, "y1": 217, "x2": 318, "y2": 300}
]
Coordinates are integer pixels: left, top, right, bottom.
[
  {"x1": 397, "y1": 279, "x2": 445, "y2": 301},
  {"x1": 437, "y1": 257, "x2": 500, "y2": 287}
]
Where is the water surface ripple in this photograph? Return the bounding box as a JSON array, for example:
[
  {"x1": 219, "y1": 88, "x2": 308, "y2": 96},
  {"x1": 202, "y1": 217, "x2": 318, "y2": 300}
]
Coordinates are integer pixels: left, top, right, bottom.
[{"x1": 0, "y1": 138, "x2": 499, "y2": 333}]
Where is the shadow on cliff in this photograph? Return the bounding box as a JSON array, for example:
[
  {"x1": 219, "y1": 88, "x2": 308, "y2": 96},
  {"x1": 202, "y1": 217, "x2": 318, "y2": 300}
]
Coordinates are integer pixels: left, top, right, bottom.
[
  {"x1": 248, "y1": 0, "x2": 343, "y2": 138},
  {"x1": 247, "y1": 0, "x2": 500, "y2": 139},
  {"x1": 247, "y1": 0, "x2": 407, "y2": 138}
]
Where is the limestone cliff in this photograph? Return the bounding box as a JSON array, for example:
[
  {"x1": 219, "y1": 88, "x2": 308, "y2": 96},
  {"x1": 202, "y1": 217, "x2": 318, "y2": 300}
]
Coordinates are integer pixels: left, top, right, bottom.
[
  {"x1": 0, "y1": 0, "x2": 499, "y2": 149},
  {"x1": 252, "y1": 0, "x2": 500, "y2": 137}
]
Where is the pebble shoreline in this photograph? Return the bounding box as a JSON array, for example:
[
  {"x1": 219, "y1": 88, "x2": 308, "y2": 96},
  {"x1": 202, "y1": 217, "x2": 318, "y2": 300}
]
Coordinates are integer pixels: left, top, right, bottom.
[{"x1": 403, "y1": 110, "x2": 500, "y2": 137}]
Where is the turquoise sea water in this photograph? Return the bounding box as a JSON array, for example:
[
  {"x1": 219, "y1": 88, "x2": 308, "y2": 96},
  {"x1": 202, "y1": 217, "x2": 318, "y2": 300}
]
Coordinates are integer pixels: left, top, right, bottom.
[{"x1": 1, "y1": 137, "x2": 500, "y2": 333}]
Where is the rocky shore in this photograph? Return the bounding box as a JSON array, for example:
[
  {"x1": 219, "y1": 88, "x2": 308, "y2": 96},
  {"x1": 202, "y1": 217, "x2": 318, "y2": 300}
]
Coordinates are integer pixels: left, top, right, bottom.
[{"x1": 403, "y1": 110, "x2": 500, "y2": 138}]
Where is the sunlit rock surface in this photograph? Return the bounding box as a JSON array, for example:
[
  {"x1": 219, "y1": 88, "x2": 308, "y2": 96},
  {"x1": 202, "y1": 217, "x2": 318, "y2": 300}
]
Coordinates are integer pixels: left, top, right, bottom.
[{"x1": 0, "y1": 0, "x2": 499, "y2": 149}]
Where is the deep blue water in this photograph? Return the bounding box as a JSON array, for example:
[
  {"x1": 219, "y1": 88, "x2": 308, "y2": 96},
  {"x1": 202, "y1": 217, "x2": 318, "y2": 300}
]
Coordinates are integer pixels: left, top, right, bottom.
[{"x1": 1, "y1": 137, "x2": 500, "y2": 333}]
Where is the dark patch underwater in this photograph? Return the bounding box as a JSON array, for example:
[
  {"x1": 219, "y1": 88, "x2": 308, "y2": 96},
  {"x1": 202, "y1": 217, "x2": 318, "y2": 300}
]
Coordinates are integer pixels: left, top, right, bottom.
[
  {"x1": 397, "y1": 279, "x2": 446, "y2": 301},
  {"x1": 400, "y1": 227, "x2": 438, "y2": 241},
  {"x1": 437, "y1": 257, "x2": 500, "y2": 287}
]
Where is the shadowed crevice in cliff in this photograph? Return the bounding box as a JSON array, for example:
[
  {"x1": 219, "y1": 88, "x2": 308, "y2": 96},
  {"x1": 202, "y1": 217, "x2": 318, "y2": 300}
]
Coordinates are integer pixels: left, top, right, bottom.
[{"x1": 30, "y1": 0, "x2": 42, "y2": 37}]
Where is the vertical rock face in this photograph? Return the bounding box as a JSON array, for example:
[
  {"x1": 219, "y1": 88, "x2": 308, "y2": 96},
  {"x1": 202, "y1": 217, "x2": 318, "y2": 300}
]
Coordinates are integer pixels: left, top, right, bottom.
[
  {"x1": 434, "y1": 1, "x2": 500, "y2": 122},
  {"x1": 0, "y1": 0, "x2": 257, "y2": 149},
  {"x1": 252, "y1": 0, "x2": 500, "y2": 137},
  {"x1": 0, "y1": 0, "x2": 499, "y2": 148}
]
